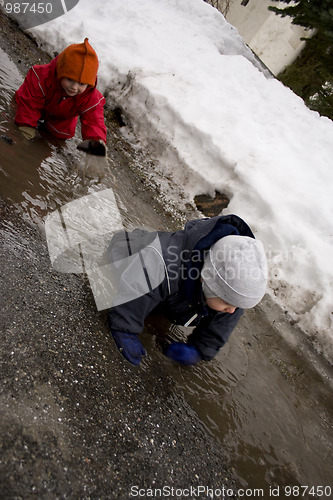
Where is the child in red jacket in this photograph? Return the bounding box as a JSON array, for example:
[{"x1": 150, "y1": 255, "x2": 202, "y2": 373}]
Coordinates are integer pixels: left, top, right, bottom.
[{"x1": 15, "y1": 38, "x2": 107, "y2": 156}]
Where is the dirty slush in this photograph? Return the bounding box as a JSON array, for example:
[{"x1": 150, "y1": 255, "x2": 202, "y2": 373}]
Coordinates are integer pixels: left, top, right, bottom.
[{"x1": 0, "y1": 11, "x2": 241, "y2": 500}]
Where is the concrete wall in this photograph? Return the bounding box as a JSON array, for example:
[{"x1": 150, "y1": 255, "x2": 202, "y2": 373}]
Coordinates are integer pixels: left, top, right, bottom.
[{"x1": 222, "y1": 0, "x2": 310, "y2": 75}]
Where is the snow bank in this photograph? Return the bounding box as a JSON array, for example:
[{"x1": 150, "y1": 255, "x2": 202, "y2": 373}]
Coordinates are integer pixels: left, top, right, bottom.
[{"x1": 28, "y1": 0, "x2": 333, "y2": 363}]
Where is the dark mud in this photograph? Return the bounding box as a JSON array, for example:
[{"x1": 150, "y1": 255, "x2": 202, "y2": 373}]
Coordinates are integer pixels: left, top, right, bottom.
[
  {"x1": 0, "y1": 10, "x2": 240, "y2": 500},
  {"x1": 0, "y1": 10, "x2": 51, "y2": 74}
]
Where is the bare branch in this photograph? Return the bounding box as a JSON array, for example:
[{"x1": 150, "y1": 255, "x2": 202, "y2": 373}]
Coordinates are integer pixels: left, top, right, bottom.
[{"x1": 204, "y1": 0, "x2": 232, "y2": 17}]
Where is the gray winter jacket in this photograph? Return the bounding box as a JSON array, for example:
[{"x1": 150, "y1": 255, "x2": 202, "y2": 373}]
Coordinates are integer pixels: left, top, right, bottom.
[{"x1": 107, "y1": 214, "x2": 254, "y2": 360}]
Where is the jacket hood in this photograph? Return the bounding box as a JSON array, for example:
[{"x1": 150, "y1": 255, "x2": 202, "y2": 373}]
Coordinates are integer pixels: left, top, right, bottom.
[{"x1": 183, "y1": 214, "x2": 254, "y2": 254}]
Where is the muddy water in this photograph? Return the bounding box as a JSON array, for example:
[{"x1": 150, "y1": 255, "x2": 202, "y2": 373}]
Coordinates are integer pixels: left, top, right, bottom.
[
  {"x1": 0, "y1": 48, "x2": 87, "y2": 224},
  {"x1": 142, "y1": 312, "x2": 333, "y2": 495},
  {"x1": 1, "y1": 46, "x2": 333, "y2": 498}
]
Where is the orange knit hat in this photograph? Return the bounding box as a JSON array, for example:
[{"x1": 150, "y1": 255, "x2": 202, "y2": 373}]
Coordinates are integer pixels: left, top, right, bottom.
[{"x1": 56, "y1": 38, "x2": 99, "y2": 87}]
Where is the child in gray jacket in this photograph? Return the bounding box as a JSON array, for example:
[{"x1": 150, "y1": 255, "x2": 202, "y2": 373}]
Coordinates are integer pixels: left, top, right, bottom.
[{"x1": 107, "y1": 215, "x2": 268, "y2": 366}]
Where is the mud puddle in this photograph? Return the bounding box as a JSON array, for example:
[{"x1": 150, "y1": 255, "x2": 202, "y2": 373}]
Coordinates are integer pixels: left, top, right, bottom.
[
  {"x1": 142, "y1": 312, "x2": 333, "y2": 494},
  {"x1": 1, "y1": 35, "x2": 333, "y2": 499}
]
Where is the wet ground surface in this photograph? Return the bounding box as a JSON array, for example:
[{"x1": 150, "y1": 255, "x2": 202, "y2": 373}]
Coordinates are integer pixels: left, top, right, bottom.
[
  {"x1": 0, "y1": 203, "x2": 241, "y2": 499},
  {"x1": 1, "y1": 10, "x2": 333, "y2": 500}
]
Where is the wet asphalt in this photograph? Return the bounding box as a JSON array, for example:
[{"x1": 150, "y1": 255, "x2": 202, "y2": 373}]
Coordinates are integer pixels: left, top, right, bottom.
[
  {"x1": 0, "y1": 11, "x2": 239, "y2": 500},
  {"x1": 0, "y1": 201, "x2": 239, "y2": 499}
]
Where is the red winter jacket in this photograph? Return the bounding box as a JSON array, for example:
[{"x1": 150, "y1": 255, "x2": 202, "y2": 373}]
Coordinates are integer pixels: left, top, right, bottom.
[{"x1": 15, "y1": 56, "x2": 107, "y2": 142}]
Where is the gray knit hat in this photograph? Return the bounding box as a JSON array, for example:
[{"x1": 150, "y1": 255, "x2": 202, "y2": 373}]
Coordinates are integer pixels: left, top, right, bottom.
[{"x1": 201, "y1": 235, "x2": 268, "y2": 309}]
